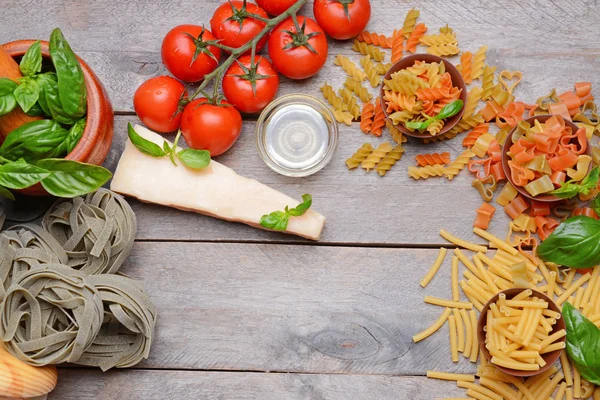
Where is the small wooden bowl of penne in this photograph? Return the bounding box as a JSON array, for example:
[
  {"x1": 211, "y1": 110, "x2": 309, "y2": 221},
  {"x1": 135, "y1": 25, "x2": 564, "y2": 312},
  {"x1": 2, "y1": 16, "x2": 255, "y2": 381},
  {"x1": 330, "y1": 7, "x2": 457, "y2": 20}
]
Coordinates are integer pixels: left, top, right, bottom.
[
  {"x1": 477, "y1": 288, "x2": 566, "y2": 377},
  {"x1": 501, "y1": 114, "x2": 592, "y2": 203},
  {"x1": 379, "y1": 53, "x2": 467, "y2": 139}
]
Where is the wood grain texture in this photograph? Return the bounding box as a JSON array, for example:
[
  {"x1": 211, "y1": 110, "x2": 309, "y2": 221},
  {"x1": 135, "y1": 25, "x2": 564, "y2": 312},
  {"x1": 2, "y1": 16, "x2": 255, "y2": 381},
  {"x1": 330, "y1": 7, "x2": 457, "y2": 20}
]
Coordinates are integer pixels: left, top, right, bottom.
[
  {"x1": 107, "y1": 116, "x2": 512, "y2": 245},
  {"x1": 119, "y1": 242, "x2": 476, "y2": 375},
  {"x1": 2, "y1": 0, "x2": 599, "y2": 112},
  {"x1": 50, "y1": 369, "x2": 466, "y2": 400}
]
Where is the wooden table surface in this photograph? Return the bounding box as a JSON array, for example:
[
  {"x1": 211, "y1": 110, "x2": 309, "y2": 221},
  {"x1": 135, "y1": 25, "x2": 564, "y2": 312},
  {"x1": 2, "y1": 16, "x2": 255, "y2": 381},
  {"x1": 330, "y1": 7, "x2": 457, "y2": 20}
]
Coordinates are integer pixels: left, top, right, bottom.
[{"x1": 2, "y1": 0, "x2": 599, "y2": 399}]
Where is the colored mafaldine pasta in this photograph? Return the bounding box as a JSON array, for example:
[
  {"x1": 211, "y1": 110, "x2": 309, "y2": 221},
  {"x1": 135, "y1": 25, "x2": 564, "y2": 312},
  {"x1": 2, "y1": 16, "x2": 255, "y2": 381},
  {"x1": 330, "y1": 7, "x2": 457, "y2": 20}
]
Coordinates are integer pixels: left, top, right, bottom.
[{"x1": 111, "y1": 125, "x2": 326, "y2": 240}]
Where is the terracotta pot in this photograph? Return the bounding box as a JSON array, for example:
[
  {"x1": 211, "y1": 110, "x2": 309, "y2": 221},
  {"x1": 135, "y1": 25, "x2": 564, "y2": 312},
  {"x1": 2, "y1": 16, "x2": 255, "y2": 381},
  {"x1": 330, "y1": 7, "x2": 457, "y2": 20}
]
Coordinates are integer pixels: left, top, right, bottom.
[
  {"x1": 501, "y1": 114, "x2": 592, "y2": 203},
  {"x1": 2, "y1": 40, "x2": 114, "y2": 196},
  {"x1": 380, "y1": 53, "x2": 467, "y2": 139},
  {"x1": 477, "y1": 288, "x2": 566, "y2": 378}
]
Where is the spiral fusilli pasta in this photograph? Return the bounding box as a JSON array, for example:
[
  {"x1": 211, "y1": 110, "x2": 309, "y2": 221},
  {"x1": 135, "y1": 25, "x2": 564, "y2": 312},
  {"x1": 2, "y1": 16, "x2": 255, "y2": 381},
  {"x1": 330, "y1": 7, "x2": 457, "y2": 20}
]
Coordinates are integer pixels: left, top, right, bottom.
[
  {"x1": 320, "y1": 83, "x2": 347, "y2": 112},
  {"x1": 386, "y1": 120, "x2": 407, "y2": 144},
  {"x1": 462, "y1": 123, "x2": 489, "y2": 148},
  {"x1": 374, "y1": 62, "x2": 393, "y2": 75},
  {"x1": 360, "y1": 101, "x2": 375, "y2": 134},
  {"x1": 346, "y1": 143, "x2": 374, "y2": 170},
  {"x1": 334, "y1": 54, "x2": 367, "y2": 81},
  {"x1": 471, "y1": 45, "x2": 488, "y2": 81},
  {"x1": 384, "y1": 70, "x2": 429, "y2": 96},
  {"x1": 376, "y1": 145, "x2": 405, "y2": 176},
  {"x1": 356, "y1": 31, "x2": 393, "y2": 48},
  {"x1": 331, "y1": 108, "x2": 353, "y2": 126},
  {"x1": 391, "y1": 30, "x2": 404, "y2": 63},
  {"x1": 352, "y1": 40, "x2": 385, "y2": 62},
  {"x1": 419, "y1": 33, "x2": 457, "y2": 47},
  {"x1": 402, "y1": 8, "x2": 420, "y2": 37},
  {"x1": 459, "y1": 51, "x2": 473, "y2": 85},
  {"x1": 360, "y1": 56, "x2": 383, "y2": 88},
  {"x1": 447, "y1": 113, "x2": 484, "y2": 136},
  {"x1": 427, "y1": 119, "x2": 444, "y2": 135},
  {"x1": 371, "y1": 98, "x2": 385, "y2": 136},
  {"x1": 408, "y1": 164, "x2": 446, "y2": 180},
  {"x1": 361, "y1": 141, "x2": 393, "y2": 171},
  {"x1": 384, "y1": 91, "x2": 418, "y2": 112},
  {"x1": 344, "y1": 77, "x2": 372, "y2": 102},
  {"x1": 444, "y1": 149, "x2": 476, "y2": 180},
  {"x1": 415, "y1": 152, "x2": 451, "y2": 166},
  {"x1": 481, "y1": 65, "x2": 497, "y2": 101},
  {"x1": 439, "y1": 24, "x2": 454, "y2": 35},
  {"x1": 406, "y1": 23, "x2": 428, "y2": 53},
  {"x1": 338, "y1": 88, "x2": 360, "y2": 119},
  {"x1": 426, "y1": 43, "x2": 460, "y2": 57},
  {"x1": 463, "y1": 86, "x2": 483, "y2": 118}
]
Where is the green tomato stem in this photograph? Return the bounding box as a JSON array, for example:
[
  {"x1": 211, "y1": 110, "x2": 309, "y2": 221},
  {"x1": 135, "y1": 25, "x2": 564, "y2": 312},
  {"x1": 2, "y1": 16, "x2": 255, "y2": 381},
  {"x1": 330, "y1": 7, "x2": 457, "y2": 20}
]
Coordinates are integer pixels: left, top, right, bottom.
[{"x1": 188, "y1": 0, "x2": 308, "y2": 102}]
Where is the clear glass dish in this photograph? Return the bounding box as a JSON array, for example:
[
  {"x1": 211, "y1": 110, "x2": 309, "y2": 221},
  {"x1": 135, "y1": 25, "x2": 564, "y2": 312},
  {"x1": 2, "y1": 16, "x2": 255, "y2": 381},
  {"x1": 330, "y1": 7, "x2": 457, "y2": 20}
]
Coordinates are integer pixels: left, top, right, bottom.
[{"x1": 256, "y1": 94, "x2": 338, "y2": 177}]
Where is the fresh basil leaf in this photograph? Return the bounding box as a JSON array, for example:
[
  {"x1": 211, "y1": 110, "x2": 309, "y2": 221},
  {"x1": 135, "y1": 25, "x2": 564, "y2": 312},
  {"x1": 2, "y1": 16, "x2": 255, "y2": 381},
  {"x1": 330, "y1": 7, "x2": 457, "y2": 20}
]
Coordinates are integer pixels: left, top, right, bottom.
[
  {"x1": 0, "y1": 119, "x2": 68, "y2": 161},
  {"x1": 163, "y1": 141, "x2": 171, "y2": 155},
  {"x1": 287, "y1": 194, "x2": 312, "y2": 217},
  {"x1": 550, "y1": 181, "x2": 581, "y2": 199},
  {"x1": 405, "y1": 119, "x2": 432, "y2": 130},
  {"x1": 0, "y1": 78, "x2": 17, "y2": 116},
  {"x1": 436, "y1": 100, "x2": 464, "y2": 120},
  {"x1": 0, "y1": 185, "x2": 15, "y2": 201},
  {"x1": 24, "y1": 102, "x2": 44, "y2": 117},
  {"x1": 37, "y1": 159, "x2": 111, "y2": 198},
  {"x1": 47, "y1": 118, "x2": 86, "y2": 158},
  {"x1": 0, "y1": 159, "x2": 50, "y2": 189},
  {"x1": 593, "y1": 196, "x2": 600, "y2": 217},
  {"x1": 128, "y1": 123, "x2": 166, "y2": 157},
  {"x1": 177, "y1": 148, "x2": 211, "y2": 170},
  {"x1": 563, "y1": 302, "x2": 600, "y2": 385},
  {"x1": 49, "y1": 28, "x2": 86, "y2": 119},
  {"x1": 580, "y1": 167, "x2": 599, "y2": 195},
  {"x1": 537, "y1": 216, "x2": 600, "y2": 269},
  {"x1": 14, "y1": 77, "x2": 39, "y2": 113},
  {"x1": 35, "y1": 73, "x2": 56, "y2": 116},
  {"x1": 259, "y1": 210, "x2": 289, "y2": 231},
  {"x1": 38, "y1": 73, "x2": 77, "y2": 125},
  {"x1": 19, "y1": 40, "x2": 42, "y2": 77}
]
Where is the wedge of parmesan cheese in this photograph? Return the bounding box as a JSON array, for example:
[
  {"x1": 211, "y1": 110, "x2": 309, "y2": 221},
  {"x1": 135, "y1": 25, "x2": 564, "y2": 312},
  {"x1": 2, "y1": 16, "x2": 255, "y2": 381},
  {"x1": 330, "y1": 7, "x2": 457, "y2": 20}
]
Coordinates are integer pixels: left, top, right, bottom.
[{"x1": 110, "y1": 125, "x2": 325, "y2": 240}]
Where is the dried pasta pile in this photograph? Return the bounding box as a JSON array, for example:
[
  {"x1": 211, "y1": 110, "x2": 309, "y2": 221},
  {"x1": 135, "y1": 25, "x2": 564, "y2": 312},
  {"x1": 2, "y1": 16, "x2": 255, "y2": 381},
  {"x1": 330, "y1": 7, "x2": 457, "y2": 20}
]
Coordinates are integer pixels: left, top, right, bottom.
[{"x1": 416, "y1": 228, "x2": 600, "y2": 399}]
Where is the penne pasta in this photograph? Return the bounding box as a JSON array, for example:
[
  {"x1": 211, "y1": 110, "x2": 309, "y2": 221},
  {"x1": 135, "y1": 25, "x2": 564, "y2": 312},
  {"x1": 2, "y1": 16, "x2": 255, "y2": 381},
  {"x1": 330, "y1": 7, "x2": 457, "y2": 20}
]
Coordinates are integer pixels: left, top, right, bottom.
[
  {"x1": 426, "y1": 371, "x2": 476, "y2": 382},
  {"x1": 440, "y1": 229, "x2": 488, "y2": 253},
  {"x1": 425, "y1": 296, "x2": 474, "y2": 309},
  {"x1": 413, "y1": 307, "x2": 452, "y2": 342},
  {"x1": 451, "y1": 256, "x2": 460, "y2": 301},
  {"x1": 449, "y1": 315, "x2": 459, "y2": 362}
]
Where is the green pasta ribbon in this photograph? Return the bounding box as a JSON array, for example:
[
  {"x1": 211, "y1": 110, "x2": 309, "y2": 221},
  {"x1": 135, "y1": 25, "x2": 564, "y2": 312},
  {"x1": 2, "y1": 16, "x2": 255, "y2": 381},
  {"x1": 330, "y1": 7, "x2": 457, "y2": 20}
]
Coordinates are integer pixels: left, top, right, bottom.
[{"x1": 0, "y1": 188, "x2": 156, "y2": 371}]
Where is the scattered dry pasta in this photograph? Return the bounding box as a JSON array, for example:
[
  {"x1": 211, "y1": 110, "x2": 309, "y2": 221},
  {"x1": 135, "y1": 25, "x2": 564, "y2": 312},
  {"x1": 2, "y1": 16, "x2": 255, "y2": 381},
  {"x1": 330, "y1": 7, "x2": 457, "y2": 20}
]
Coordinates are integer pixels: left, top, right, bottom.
[
  {"x1": 359, "y1": 101, "x2": 374, "y2": 134},
  {"x1": 471, "y1": 45, "x2": 488, "y2": 81},
  {"x1": 320, "y1": 83, "x2": 346, "y2": 112},
  {"x1": 334, "y1": 54, "x2": 367, "y2": 81},
  {"x1": 426, "y1": 43, "x2": 460, "y2": 57},
  {"x1": 361, "y1": 141, "x2": 393, "y2": 171},
  {"x1": 445, "y1": 149, "x2": 476, "y2": 180},
  {"x1": 419, "y1": 32, "x2": 457, "y2": 47},
  {"x1": 405, "y1": 23, "x2": 428, "y2": 53},
  {"x1": 481, "y1": 65, "x2": 497, "y2": 101},
  {"x1": 391, "y1": 30, "x2": 404, "y2": 63},
  {"x1": 415, "y1": 152, "x2": 451, "y2": 166},
  {"x1": 344, "y1": 77, "x2": 372, "y2": 102},
  {"x1": 408, "y1": 164, "x2": 446, "y2": 179},
  {"x1": 360, "y1": 56, "x2": 383, "y2": 88},
  {"x1": 331, "y1": 108, "x2": 353, "y2": 125},
  {"x1": 498, "y1": 70, "x2": 523, "y2": 95},
  {"x1": 371, "y1": 98, "x2": 385, "y2": 136},
  {"x1": 376, "y1": 144, "x2": 404, "y2": 176},
  {"x1": 351, "y1": 40, "x2": 386, "y2": 62},
  {"x1": 402, "y1": 8, "x2": 420, "y2": 37},
  {"x1": 338, "y1": 88, "x2": 360, "y2": 119},
  {"x1": 386, "y1": 120, "x2": 407, "y2": 144},
  {"x1": 459, "y1": 51, "x2": 473, "y2": 85},
  {"x1": 345, "y1": 143, "x2": 373, "y2": 170},
  {"x1": 356, "y1": 31, "x2": 393, "y2": 48}
]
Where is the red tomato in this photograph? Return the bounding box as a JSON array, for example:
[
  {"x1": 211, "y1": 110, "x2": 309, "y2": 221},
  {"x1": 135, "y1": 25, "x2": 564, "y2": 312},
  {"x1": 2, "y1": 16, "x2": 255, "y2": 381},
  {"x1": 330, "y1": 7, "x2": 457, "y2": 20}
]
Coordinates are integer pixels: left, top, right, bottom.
[
  {"x1": 180, "y1": 99, "x2": 243, "y2": 156},
  {"x1": 133, "y1": 76, "x2": 186, "y2": 133},
  {"x1": 255, "y1": 0, "x2": 300, "y2": 16},
  {"x1": 210, "y1": 2, "x2": 269, "y2": 53},
  {"x1": 313, "y1": 0, "x2": 371, "y2": 40},
  {"x1": 268, "y1": 16, "x2": 328, "y2": 80},
  {"x1": 161, "y1": 25, "x2": 221, "y2": 83},
  {"x1": 222, "y1": 55, "x2": 279, "y2": 114}
]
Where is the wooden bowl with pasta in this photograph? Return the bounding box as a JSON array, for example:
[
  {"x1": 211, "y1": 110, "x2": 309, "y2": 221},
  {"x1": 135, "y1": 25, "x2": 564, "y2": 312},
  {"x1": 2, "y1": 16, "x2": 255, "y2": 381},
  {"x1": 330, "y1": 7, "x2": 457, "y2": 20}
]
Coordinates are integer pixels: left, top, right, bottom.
[
  {"x1": 477, "y1": 288, "x2": 566, "y2": 377},
  {"x1": 379, "y1": 54, "x2": 467, "y2": 139},
  {"x1": 501, "y1": 115, "x2": 592, "y2": 203}
]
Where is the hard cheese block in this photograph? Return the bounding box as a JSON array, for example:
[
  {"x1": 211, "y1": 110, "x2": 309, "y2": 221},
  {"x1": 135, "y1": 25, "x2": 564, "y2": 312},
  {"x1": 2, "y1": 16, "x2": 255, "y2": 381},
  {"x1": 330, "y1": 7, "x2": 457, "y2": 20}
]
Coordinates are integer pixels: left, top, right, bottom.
[{"x1": 110, "y1": 125, "x2": 326, "y2": 240}]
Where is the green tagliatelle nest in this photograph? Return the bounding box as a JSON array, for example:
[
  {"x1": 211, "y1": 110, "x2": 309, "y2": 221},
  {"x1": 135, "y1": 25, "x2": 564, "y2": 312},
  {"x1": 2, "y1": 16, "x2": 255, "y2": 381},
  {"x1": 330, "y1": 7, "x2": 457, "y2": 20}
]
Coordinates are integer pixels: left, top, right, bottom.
[{"x1": 0, "y1": 189, "x2": 156, "y2": 371}]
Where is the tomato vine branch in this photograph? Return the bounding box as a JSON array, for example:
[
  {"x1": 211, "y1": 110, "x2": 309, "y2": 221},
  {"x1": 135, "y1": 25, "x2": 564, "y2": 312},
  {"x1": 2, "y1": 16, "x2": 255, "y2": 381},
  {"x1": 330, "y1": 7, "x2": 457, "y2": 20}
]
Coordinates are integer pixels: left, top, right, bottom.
[{"x1": 188, "y1": 0, "x2": 308, "y2": 103}]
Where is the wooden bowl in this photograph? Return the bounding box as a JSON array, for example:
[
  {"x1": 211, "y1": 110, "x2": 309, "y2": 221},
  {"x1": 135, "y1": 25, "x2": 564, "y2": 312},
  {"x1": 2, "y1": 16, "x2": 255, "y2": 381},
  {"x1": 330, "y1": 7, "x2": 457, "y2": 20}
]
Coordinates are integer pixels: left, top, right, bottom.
[
  {"x1": 3, "y1": 40, "x2": 114, "y2": 196},
  {"x1": 477, "y1": 288, "x2": 566, "y2": 377},
  {"x1": 501, "y1": 115, "x2": 592, "y2": 203},
  {"x1": 379, "y1": 54, "x2": 467, "y2": 139}
]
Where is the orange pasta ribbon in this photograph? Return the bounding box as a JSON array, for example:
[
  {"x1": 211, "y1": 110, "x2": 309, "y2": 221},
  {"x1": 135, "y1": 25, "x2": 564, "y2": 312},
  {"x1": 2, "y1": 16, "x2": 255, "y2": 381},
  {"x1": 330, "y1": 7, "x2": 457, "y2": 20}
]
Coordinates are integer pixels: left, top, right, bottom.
[
  {"x1": 575, "y1": 82, "x2": 594, "y2": 103},
  {"x1": 468, "y1": 157, "x2": 493, "y2": 180},
  {"x1": 530, "y1": 201, "x2": 551, "y2": 217}
]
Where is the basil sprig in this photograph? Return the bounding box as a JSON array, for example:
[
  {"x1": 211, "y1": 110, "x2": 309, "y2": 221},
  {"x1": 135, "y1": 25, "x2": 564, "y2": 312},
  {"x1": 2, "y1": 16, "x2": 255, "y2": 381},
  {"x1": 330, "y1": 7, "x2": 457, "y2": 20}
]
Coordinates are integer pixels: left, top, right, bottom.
[
  {"x1": 127, "y1": 123, "x2": 210, "y2": 170},
  {"x1": 259, "y1": 194, "x2": 312, "y2": 231},
  {"x1": 0, "y1": 78, "x2": 18, "y2": 117},
  {"x1": 19, "y1": 40, "x2": 42, "y2": 77},
  {"x1": 563, "y1": 302, "x2": 600, "y2": 385},
  {"x1": 592, "y1": 196, "x2": 600, "y2": 216},
  {"x1": 537, "y1": 216, "x2": 600, "y2": 269},
  {"x1": 405, "y1": 100, "x2": 464, "y2": 131},
  {"x1": 550, "y1": 167, "x2": 599, "y2": 199}
]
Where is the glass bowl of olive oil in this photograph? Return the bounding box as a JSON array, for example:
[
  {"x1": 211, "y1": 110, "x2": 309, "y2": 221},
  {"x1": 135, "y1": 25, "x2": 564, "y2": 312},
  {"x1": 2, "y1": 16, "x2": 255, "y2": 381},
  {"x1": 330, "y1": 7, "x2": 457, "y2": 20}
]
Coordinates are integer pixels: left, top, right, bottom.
[{"x1": 256, "y1": 94, "x2": 338, "y2": 177}]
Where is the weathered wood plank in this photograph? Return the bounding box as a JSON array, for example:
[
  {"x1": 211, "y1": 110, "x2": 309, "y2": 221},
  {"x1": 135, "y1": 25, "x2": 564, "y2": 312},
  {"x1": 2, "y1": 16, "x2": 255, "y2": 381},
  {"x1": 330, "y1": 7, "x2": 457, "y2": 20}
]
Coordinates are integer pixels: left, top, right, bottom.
[
  {"x1": 1, "y1": 0, "x2": 599, "y2": 112},
  {"x1": 119, "y1": 242, "x2": 477, "y2": 375},
  {"x1": 50, "y1": 369, "x2": 466, "y2": 400},
  {"x1": 107, "y1": 116, "x2": 510, "y2": 245}
]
